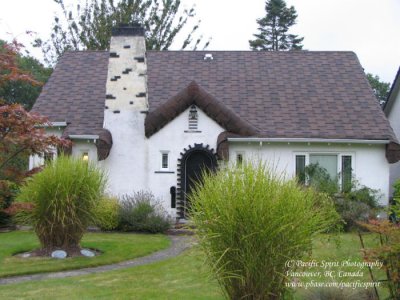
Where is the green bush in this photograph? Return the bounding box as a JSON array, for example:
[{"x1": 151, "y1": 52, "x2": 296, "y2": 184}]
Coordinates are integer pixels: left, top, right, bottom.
[
  {"x1": 0, "y1": 180, "x2": 18, "y2": 227},
  {"x1": 190, "y1": 162, "x2": 340, "y2": 299},
  {"x1": 16, "y1": 155, "x2": 106, "y2": 253},
  {"x1": 304, "y1": 164, "x2": 380, "y2": 231},
  {"x1": 93, "y1": 195, "x2": 120, "y2": 231},
  {"x1": 118, "y1": 191, "x2": 171, "y2": 233}
]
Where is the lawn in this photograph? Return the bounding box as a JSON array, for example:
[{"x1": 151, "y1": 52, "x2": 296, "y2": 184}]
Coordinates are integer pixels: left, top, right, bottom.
[
  {"x1": 0, "y1": 230, "x2": 170, "y2": 278},
  {"x1": 0, "y1": 231, "x2": 390, "y2": 299}
]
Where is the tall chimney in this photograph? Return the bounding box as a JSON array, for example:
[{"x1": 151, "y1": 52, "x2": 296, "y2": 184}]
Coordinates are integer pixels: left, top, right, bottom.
[{"x1": 105, "y1": 24, "x2": 148, "y2": 112}]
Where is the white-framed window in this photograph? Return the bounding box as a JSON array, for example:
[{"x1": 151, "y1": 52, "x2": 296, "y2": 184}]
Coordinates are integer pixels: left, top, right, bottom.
[
  {"x1": 294, "y1": 152, "x2": 354, "y2": 191},
  {"x1": 161, "y1": 151, "x2": 169, "y2": 170}
]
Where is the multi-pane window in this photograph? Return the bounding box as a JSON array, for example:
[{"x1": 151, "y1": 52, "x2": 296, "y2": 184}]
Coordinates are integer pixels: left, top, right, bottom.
[
  {"x1": 161, "y1": 152, "x2": 169, "y2": 169},
  {"x1": 341, "y1": 155, "x2": 352, "y2": 192},
  {"x1": 295, "y1": 155, "x2": 306, "y2": 184},
  {"x1": 295, "y1": 153, "x2": 353, "y2": 191}
]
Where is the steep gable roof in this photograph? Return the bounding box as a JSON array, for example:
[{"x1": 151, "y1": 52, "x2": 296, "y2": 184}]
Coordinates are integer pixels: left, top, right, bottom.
[
  {"x1": 147, "y1": 51, "x2": 396, "y2": 141},
  {"x1": 32, "y1": 51, "x2": 109, "y2": 137},
  {"x1": 32, "y1": 50, "x2": 397, "y2": 143}
]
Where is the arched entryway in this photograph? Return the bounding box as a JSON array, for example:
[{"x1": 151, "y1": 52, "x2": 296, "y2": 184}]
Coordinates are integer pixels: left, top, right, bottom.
[{"x1": 177, "y1": 144, "x2": 217, "y2": 219}]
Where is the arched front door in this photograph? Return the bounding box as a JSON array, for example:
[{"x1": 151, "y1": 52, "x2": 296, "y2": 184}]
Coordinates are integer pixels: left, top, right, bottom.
[{"x1": 180, "y1": 145, "x2": 217, "y2": 218}]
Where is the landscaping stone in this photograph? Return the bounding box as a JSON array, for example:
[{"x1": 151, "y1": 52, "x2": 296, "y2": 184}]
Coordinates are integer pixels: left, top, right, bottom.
[
  {"x1": 51, "y1": 250, "x2": 67, "y2": 259},
  {"x1": 21, "y1": 253, "x2": 31, "y2": 258},
  {"x1": 80, "y1": 249, "x2": 95, "y2": 257}
]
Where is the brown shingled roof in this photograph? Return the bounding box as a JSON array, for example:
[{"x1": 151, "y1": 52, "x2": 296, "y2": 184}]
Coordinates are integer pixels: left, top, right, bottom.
[
  {"x1": 33, "y1": 50, "x2": 396, "y2": 143},
  {"x1": 147, "y1": 51, "x2": 396, "y2": 141},
  {"x1": 32, "y1": 51, "x2": 109, "y2": 137}
]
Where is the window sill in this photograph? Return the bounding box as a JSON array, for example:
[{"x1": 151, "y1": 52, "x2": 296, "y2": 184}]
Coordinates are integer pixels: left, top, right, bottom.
[
  {"x1": 184, "y1": 130, "x2": 202, "y2": 133},
  {"x1": 154, "y1": 171, "x2": 175, "y2": 174}
]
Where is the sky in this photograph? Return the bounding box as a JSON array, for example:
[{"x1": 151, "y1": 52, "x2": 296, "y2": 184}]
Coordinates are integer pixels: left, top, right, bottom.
[{"x1": 0, "y1": 0, "x2": 399, "y2": 83}]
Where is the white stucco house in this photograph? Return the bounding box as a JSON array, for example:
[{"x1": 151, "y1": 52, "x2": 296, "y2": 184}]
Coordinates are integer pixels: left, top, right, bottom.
[
  {"x1": 384, "y1": 67, "x2": 400, "y2": 197},
  {"x1": 30, "y1": 25, "x2": 400, "y2": 220}
]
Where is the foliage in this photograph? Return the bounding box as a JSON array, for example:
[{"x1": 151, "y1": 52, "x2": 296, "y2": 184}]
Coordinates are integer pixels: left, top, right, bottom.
[
  {"x1": 0, "y1": 40, "x2": 69, "y2": 227},
  {"x1": 0, "y1": 180, "x2": 19, "y2": 227},
  {"x1": 190, "y1": 162, "x2": 340, "y2": 299},
  {"x1": 0, "y1": 40, "x2": 52, "y2": 110},
  {"x1": 0, "y1": 40, "x2": 41, "y2": 88},
  {"x1": 305, "y1": 163, "x2": 339, "y2": 196},
  {"x1": 303, "y1": 163, "x2": 380, "y2": 231},
  {"x1": 359, "y1": 217, "x2": 400, "y2": 299},
  {"x1": 366, "y1": 73, "x2": 390, "y2": 107},
  {"x1": 15, "y1": 155, "x2": 106, "y2": 253},
  {"x1": 92, "y1": 195, "x2": 120, "y2": 231},
  {"x1": 118, "y1": 191, "x2": 171, "y2": 233},
  {"x1": 35, "y1": 0, "x2": 209, "y2": 65},
  {"x1": 249, "y1": 0, "x2": 304, "y2": 51}
]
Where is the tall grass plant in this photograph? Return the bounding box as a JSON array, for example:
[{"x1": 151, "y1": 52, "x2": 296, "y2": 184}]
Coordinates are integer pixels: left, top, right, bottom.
[
  {"x1": 16, "y1": 155, "x2": 106, "y2": 253},
  {"x1": 190, "y1": 162, "x2": 340, "y2": 299}
]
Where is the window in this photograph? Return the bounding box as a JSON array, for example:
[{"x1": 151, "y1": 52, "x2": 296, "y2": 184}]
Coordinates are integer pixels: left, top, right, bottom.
[
  {"x1": 236, "y1": 152, "x2": 244, "y2": 166},
  {"x1": 161, "y1": 152, "x2": 169, "y2": 169},
  {"x1": 295, "y1": 153, "x2": 353, "y2": 191},
  {"x1": 44, "y1": 152, "x2": 54, "y2": 163},
  {"x1": 295, "y1": 155, "x2": 306, "y2": 184},
  {"x1": 341, "y1": 155, "x2": 352, "y2": 192},
  {"x1": 309, "y1": 154, "x2": 338, "y2": 180}
]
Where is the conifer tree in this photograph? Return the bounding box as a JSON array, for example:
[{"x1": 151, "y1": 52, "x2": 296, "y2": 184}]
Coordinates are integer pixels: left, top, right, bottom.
[{"x1": 249, "y1": 0, "x2": 303, "y2": 51}]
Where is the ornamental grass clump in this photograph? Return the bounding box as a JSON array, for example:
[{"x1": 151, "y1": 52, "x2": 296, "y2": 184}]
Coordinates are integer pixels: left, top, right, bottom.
[
  {"x1": 190, "y1": 162, "x2": 340, "y2": 300},
  {"x1": 16, "y1": 155, "x2": 106, "y2": 254}
]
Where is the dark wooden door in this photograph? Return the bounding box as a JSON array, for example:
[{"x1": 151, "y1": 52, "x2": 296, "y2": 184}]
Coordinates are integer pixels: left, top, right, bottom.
[{"x1": 184, "y1": 150, "x2": 216, "y2": 217}]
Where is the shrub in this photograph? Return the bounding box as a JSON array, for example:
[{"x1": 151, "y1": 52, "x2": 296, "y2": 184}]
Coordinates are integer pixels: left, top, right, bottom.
[
  {"x1": 0, "y1": 180, "x2": 18, "y2": 227},
  {"x1": 304, "y1": 164, "x2": 380, "y2": 231},
  {"x1": 16, "y1": 155, "x2": 106, "y2": 253},
  {"x1": 190, "y1": 162, "x2": 340, "y2": 299},
  {"x1": 92, "y1": 195, "x2": 120, "y2": 231},
  {"x1": 118, "y1": 191, "x2": 171, "y2": 233},
  {"x1": 359, "y1": 216, "x2": 400, "y2": 300}
]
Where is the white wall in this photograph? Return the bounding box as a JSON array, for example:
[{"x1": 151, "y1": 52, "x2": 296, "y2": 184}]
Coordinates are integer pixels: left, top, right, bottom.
[
  {"x1": 228, "y1": 142, "x2": 390, "y2": 205},
  {"x1": 100, "y1": 110, "x2": 149, "y2": 196},
  {"x1": 388, "y1": 90, "x2": 400, "y2": 196},
  {"x1": 145, "y1": 107, "x2": 225, "y2": 216}
]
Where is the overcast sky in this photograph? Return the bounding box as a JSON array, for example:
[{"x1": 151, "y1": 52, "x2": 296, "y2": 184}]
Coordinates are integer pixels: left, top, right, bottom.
[{"x1": 1, "y1": 0, "x2": 399, "y2": 82}]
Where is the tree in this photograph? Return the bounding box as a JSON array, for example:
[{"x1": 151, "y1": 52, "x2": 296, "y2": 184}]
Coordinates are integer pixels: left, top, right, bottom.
[
  {"x1": 34, "y1": 0, "x2": 209, "y2": 65},
  {"x1": 366, "y1": 73, "x2": 390, "y2": 107},
  {"x1": 0, "y1": 40, "x2": 70, "y2": 226},
  {"x1": 249, "y1": 0, "x2": 304, "y2": 51},
  {"x1": 0, "y1": 40, "x2": 52, "y2": 110}
]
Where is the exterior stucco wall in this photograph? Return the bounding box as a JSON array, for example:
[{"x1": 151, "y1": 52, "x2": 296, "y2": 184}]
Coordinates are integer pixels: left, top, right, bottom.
[
  {"x1": 228, "y1": 142, "x2": 390, "y2": 205},
  {"x1": 100, "y1": 110, "x2": 149, "y2": 196},
  {"x1": 147, "y1": 107, "x2": 225, "y2": 216},
  {"x1": 388, "y1": 90, "x2": 400, "y2": 196}
]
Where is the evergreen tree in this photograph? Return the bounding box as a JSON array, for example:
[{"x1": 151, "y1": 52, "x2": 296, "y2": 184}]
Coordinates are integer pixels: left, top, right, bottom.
[
  {"x1": 249, "y1": 0, "x2": 303, "y2": 51},
  {"x1": 34, "y1": 0, "x2": 209, "y2": 65}
]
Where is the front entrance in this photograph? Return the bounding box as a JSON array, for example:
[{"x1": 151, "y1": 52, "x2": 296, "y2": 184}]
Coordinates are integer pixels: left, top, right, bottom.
[{"x1": 177, "y1": 144, "x2": 217, "y2": 219}]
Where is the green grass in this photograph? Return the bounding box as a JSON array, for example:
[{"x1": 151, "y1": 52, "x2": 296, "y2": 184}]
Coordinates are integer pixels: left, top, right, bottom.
[
  {"x1": 0, "y1": 230, "x2": 170, "y2": 278},
  {"x1": 0, "y1": 247, "x2": 223, "y2": 300},
  {"x1": 0, "y1": 232, "x2": 390, "y2": 299}
]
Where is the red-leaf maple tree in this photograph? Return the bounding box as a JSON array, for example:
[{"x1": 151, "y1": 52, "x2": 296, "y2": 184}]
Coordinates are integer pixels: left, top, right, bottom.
[{"x1": 0, "y1": 40, "x2": 70, "y2": 218}]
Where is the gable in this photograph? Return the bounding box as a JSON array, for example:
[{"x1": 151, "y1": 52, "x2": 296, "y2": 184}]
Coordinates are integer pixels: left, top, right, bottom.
[{"x1": 144, "y1": 81, "x2": 258, "y2": 138}]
